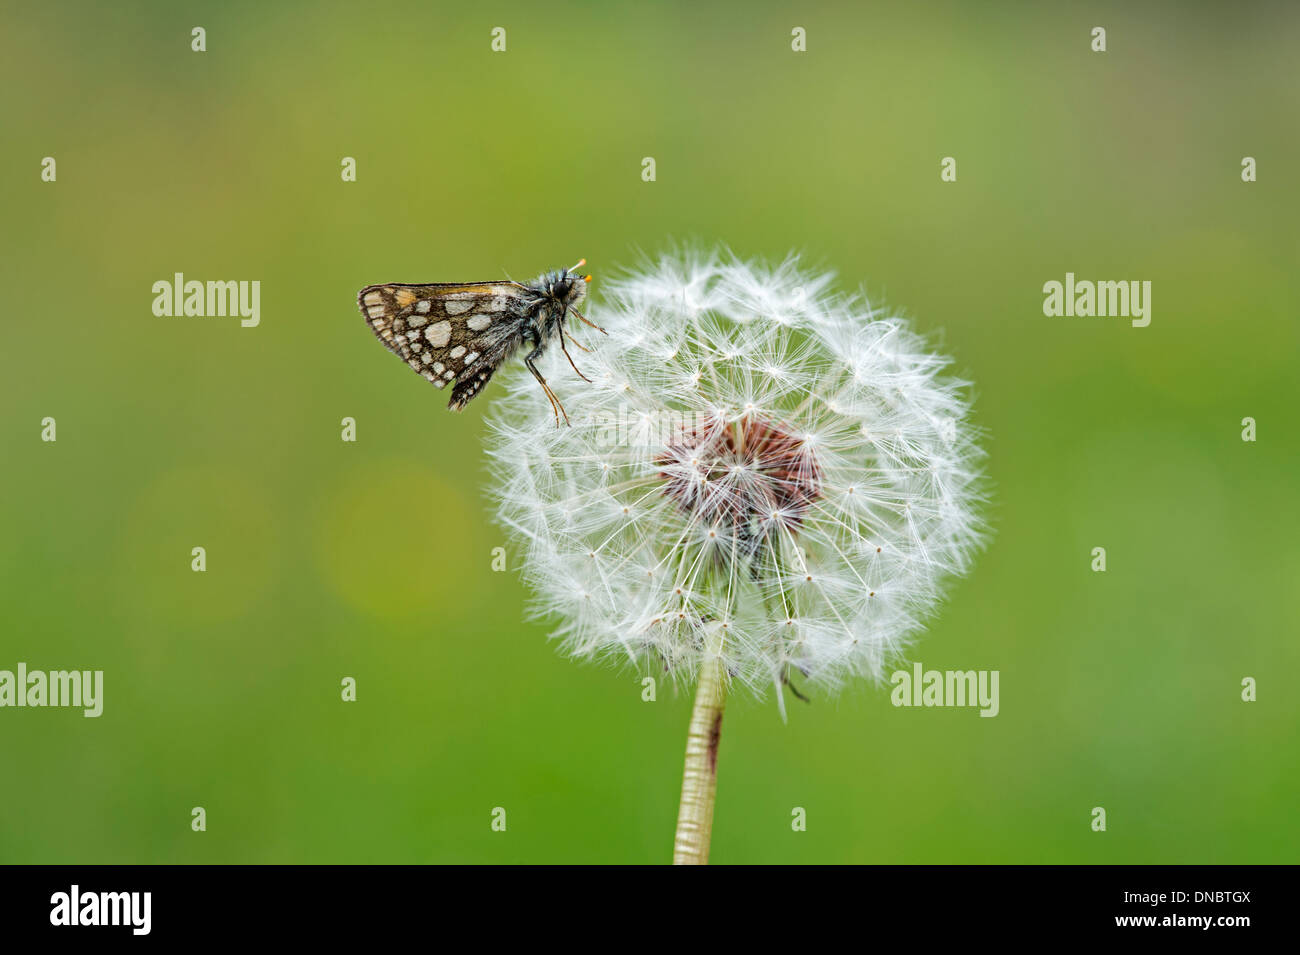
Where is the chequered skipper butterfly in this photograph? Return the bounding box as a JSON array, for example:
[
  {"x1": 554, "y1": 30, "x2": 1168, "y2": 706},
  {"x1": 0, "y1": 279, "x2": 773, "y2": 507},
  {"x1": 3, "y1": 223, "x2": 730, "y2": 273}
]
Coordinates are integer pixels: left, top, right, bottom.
[{"x1": 358, "y1": 259, "x2": 603, "y2": 425}]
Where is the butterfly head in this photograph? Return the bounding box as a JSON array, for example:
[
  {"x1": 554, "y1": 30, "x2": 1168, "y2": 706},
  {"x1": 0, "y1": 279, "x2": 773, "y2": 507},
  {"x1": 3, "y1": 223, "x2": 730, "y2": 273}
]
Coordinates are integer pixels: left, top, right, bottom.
[{"x1": 546, "y1": 258, "x2": 591, "y2": 311}]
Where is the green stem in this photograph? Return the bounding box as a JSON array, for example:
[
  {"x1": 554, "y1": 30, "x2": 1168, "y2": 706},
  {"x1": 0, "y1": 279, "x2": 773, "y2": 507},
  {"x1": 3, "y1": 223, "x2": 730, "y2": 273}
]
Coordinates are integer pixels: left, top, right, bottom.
[{"x1": 672, "y1": 640, "x2": 728, "y2": 865}]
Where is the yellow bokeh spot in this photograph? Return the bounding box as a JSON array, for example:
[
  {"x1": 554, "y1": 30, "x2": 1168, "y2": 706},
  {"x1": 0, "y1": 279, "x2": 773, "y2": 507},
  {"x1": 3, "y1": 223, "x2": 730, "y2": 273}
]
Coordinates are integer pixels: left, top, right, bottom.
[{"x1": 315, "y1": 460, "x2": 476, "y2": 626}]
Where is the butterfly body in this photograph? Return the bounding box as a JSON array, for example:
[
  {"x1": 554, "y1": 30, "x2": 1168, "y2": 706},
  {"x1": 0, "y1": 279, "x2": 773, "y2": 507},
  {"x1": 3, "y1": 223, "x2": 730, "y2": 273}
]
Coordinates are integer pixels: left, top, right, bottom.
[{"x1": 359, "y1": 262, "x2": 599, "y2": 422}]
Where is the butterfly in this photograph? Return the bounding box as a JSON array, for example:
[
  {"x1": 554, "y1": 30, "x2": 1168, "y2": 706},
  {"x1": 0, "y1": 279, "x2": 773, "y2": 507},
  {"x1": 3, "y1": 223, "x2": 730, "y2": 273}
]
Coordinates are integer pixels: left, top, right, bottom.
[{"x1": 358, "y1": 259, "x2": 605, "y2": 425}]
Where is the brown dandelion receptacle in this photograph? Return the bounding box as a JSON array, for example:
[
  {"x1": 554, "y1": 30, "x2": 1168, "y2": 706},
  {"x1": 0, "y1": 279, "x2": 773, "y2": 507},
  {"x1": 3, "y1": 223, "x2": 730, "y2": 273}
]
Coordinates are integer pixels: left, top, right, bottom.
[{"x1": 655, "y1": 414, "x2": 822, "y2": 535}]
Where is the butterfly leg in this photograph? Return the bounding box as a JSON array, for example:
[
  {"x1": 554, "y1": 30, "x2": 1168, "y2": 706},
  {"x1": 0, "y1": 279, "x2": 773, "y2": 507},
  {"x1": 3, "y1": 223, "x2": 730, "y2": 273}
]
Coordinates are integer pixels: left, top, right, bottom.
[
  {"x1": 569, "y1": 307, "x2": 607, "y2": 335},
  {"x1": 524, "y1": 346, "x2": 569, "y2": 427},
  {"x1": 563, "y1": 330, "x2": 591, "y2": 353},
  {"x1": 559, "y1": 334, "x2": 593, "y2": 383}
]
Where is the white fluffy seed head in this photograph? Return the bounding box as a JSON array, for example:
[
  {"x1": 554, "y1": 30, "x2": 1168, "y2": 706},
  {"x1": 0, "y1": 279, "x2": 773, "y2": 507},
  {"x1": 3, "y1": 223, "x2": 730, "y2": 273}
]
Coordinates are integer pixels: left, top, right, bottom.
[{"x1": 486, "y1": 250, "x2": 987, "y2": 698}]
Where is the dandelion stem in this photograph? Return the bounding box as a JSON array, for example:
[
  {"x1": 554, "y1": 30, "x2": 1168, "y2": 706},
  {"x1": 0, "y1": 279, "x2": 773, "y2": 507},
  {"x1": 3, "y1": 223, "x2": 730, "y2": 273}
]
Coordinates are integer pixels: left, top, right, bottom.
[{"x1": 672, "y1": 635, "x2": 728, "y2": 865}]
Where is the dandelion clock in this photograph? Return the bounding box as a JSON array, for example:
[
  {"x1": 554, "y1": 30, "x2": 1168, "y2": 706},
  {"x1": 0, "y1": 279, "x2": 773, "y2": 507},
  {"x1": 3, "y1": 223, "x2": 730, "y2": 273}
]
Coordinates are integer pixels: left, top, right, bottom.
[{"x1": 485, "y1": 251, "x2": 987, "y2": 864}]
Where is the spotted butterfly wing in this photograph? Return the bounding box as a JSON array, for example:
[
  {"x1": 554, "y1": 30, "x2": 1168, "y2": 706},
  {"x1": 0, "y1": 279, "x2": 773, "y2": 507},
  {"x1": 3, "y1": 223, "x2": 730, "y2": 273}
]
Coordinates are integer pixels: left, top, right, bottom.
[{"x1": 358, "y1": 282, "x2": 529, "y2": 409}]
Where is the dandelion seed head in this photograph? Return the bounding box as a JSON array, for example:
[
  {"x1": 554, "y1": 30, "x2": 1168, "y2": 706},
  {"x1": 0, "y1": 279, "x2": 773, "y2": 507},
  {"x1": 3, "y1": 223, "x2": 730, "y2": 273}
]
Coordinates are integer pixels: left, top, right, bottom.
[{"x1": 487, "y1": 250, "x2": 987, "y2": 695}]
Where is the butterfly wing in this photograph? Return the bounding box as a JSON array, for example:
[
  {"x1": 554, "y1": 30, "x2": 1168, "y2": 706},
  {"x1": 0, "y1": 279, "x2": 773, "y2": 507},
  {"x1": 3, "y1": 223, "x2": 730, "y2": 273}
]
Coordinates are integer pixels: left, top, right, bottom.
[{"x1": 358, "y1": 282, "x2": 530, "y2": 409}]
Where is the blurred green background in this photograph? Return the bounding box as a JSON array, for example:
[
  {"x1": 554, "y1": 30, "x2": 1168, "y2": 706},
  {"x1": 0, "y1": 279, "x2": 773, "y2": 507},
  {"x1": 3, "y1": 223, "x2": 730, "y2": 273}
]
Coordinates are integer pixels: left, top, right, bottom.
[{"x1": 2, "y1": 0, "x2": 1296, "y2": 864}]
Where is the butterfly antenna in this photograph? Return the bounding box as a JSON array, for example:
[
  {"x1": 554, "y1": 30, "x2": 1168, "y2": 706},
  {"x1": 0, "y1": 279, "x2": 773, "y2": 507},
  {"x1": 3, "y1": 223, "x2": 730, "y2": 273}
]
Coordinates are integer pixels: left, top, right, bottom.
[{"x1": 566, "y1": 258, "x2": 587, "y2": 275}]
